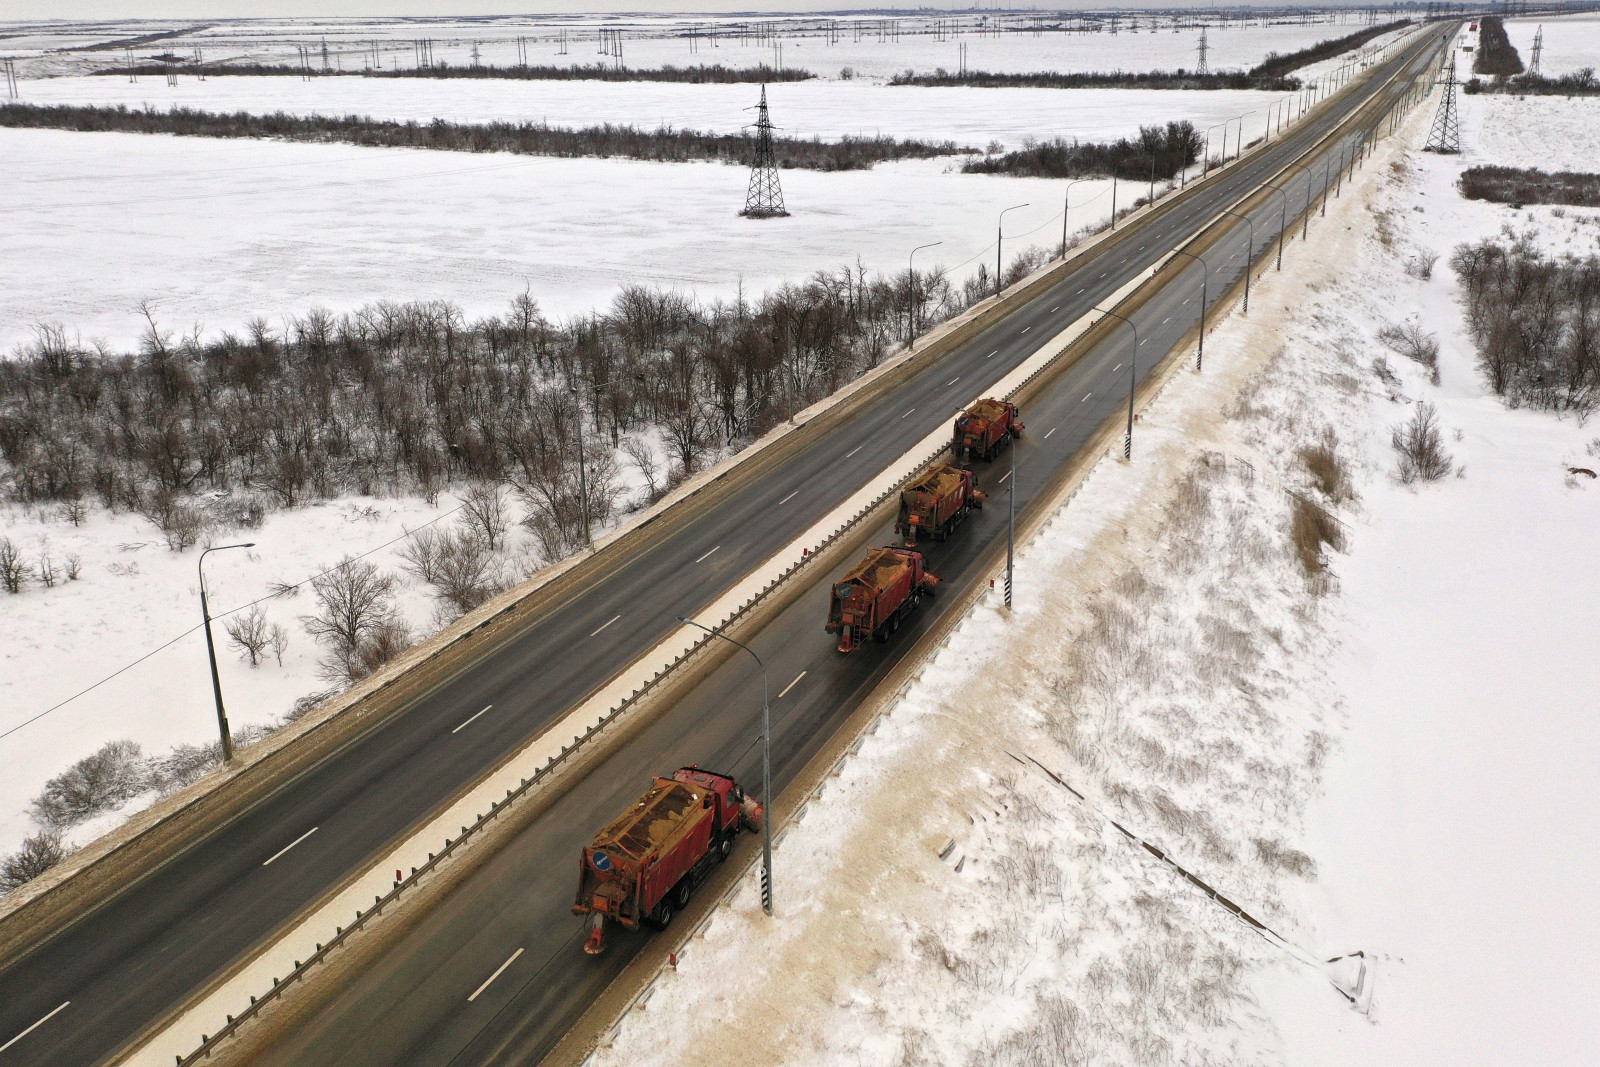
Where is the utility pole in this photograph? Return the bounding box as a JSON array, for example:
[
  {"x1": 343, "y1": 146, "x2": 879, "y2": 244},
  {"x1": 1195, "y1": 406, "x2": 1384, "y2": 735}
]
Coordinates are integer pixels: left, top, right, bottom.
[
  {"x1": 1169, "y1": 249, "x2": 1210, "y2": 371},
  {"x1": 678, "y1": 617, "x2": 772, "y2": 916},
  {"x1": 1005, "y1": 436, "x2": 1016, "y2": 608},
  {"x1": 1094, "y1": 308, "x2": 1139, "y2": 459},
  {"x1": 996, "y1": 202, "x2": 1030, "y2": 298},
  {"x1": 907, "y1": 241, "x2": 942, "y2": 350},
  {"x1": 199, "y1": 542, "x2": 255, "y2": 766}
]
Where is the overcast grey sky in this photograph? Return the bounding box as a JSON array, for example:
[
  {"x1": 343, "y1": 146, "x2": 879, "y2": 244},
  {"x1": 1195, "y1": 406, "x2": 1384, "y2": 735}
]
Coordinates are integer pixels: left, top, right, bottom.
[{"x1": 1, "y1": 1, "x2": 1324, "y2": 22}]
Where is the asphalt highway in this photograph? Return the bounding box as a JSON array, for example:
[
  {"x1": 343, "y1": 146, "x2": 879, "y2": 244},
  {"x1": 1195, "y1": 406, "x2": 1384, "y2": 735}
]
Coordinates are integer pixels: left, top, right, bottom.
[
  {"x1": 248, "y1": 29, "x2": 1447, "y2": 1067},
  {"x1": 0, "y1": 27, "x2": 1448, "y2": 1067}
]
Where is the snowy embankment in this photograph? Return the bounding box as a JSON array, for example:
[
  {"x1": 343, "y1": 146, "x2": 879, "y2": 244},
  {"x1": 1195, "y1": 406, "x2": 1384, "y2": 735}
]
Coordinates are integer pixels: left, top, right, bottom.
[{"x1": 582, "y1": 82, "x2": 1600, "y2": 1067}]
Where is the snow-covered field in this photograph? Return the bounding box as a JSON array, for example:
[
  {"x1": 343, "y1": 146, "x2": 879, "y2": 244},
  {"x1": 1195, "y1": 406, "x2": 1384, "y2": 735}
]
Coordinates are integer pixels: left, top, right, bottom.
[
  {"x1": 0, "y1": 127, "x2": 1105, "y2": 354},
  {"x1": 3, "y1": 14, "x2": 1369, "y2": 81},
  {"x1": 9, "y1": 74, "x2": 1293, "y2": 151},
  {"x1": 1506, "y1": 11, "x2": 1600, "y2": 77},
  {"x1": 580, "y1": 82, "x2": 1600, "y2": 1067}
]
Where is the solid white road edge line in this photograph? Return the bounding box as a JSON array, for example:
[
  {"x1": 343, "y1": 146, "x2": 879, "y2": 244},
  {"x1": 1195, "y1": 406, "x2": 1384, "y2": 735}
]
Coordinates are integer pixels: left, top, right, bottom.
[{"x1": 468, "y1": 948, "x2": 523, "y2": 1003}]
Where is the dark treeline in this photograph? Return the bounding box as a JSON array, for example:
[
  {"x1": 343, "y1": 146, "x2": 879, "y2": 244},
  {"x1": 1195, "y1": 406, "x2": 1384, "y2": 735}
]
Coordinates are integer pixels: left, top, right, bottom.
[
  {"x1": 0, "y1": 103, "x2": 967, "y2": 171},
  {"x1": 1463, "y1": 68, "x2": 1600, "y2": 95},
  {"x1": 1451, "y1": 232, "x2": 1600, "y2": 416},
  {"x1": 1249, "y1": 19, "x2": 1411, "y2": 80},
  {"x1": 1459, "y1": 166, "x2": 1600, "y2": 207},
  {"x1": 1473, "y1": 16, "x2": 1524, "y2": 77},
  {"x1": 889, "y1": 19, "x2": 1410, "y2": 91},
  {"x1": 0, "y1": 263, "x2": 1007, "y2": 561},
  {"x1": 963, "y1": 121, "x2": 1202, "y2": 182},
  {"x1": 102, "y1": 61, "x2": 814, "y2": 84},
  {"x1": 889, "y1": 68, "x2": 1296, "y2": 91}
]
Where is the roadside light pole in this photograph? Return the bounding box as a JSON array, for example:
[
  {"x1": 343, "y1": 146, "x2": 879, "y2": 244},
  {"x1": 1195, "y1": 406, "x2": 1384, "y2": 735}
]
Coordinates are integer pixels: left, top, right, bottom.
[
  {"x1": 996, "y1": 202, "x2": 1030, "y2": 299},
  {"x1": 199, "y1": 542, "x2": 255, "y2": 766},
  {"x1": 1283, "y1": 159, "x2": 1315, "y2": 241},
  {"x1": 677, "y1": 616, "x2": 772, "y2": 916},
  {"x1": 1005, "y1": 437, "x2": 1016, "y2": 609},
  {"x1": 1262, "y1": 181, "x2": 1289, "y2": 270},
  {"x1": 1203, "y1": 120, "x2": 1229, "y2": 177},
  {"x1": 1231, "y1": 111, "x2": 1257, "y2": 163},
  {"x1": 1219, "y1": 207, "x2": 1255, "y2": 314},
  {"x1": 1168, "y1": 248, "x2": 1210, "y2": 372},
  {"x1": 906, "y1": 241, "x2": 942, "y2": 350},
  {"x1": 1093, "y1": 307, "x2": 1139, "y2": 460},
  {"x1": 1061, "y1": 177, "x2": 1095, "y2": 257}
]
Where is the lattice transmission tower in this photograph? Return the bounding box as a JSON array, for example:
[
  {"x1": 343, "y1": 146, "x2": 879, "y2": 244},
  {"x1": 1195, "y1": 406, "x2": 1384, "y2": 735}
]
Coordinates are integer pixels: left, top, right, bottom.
[
  {"x1": 1196, "y1": 27, "x2": 1210, "y2": 74},
  {"x1": 741, "y1": 85, "x2": 789, "y2": 218},
  {"x1": 1425, "y1": 54, "x2": 1460, "y2": 154},
  {"x1": 1529, "y1": 24, "x2": 1543, "y2": 75}
]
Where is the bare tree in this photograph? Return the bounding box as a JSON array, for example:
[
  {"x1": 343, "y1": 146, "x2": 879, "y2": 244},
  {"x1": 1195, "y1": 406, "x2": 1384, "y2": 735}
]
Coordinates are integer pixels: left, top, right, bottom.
[
  {"x1": 0, "y1": 538, "x2": 25, "y2": 594},
  {"x1": 268, "y1": 622, "x2": 289, "y2": 666},
  {"x1": 225, "y1": 604, "x2": 272, "y2": 666},
  {"x1": 429, "y1": 530, "x2": 505, "y2": 619},
  {"x1": 64, "y1": 553, "x2": 82, "y2": 581},
  {"x1": 460, "y1": 483, "x2": 509, "y2": 550},
  {"x1": 301, "y1": 557, "x2": 403, "y2": 683},
  {"x1": 1, "y1": 830, "x2": 68, "y2": 892},
  {"x1": 37, "y1": 553, "x2": 57, "y2": 589},
  {"x1": 620, "y1": 435, "x2": 661, "y2": 501},
  {"x1": 59, "y1": 497, "x2": 86, "y2": 526},
  {"x1": 396, "y1": 525, "x2": 444, "y2": 584},
  {"x1": 1378, "y1": 319, "x2": 1441, "y2": 385}
]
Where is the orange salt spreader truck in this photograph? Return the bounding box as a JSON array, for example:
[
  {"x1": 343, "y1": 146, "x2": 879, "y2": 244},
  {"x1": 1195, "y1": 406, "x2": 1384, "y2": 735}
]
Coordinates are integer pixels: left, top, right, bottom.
[
  {"x1": 825, "y1": 545, "x2": 939, "y2": 652},
  {"x1": 573, "y1": 766, "x2": 760, "y2": 955}
]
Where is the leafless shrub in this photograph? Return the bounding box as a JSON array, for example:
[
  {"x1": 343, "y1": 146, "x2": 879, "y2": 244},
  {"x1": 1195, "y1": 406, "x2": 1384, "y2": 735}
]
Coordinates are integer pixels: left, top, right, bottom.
[
  {"x1": 64, "y1": 553, "x2": 82, "y2": 580},
  {"x1": 429, "y1": 529, "x2": 506, "y2": 619},
  {"x1": 1378, "y1": 319, "x2": 1441, "y2": 384},
  {"x1": 145, "y1": 742, "x2": 222, "y2": 793},
  {"x1": 1253, "y1": 836, "x2": 1318, "y2": 880},
  {"x1": 0, "y1": 537, "x2": 25, "y2": 593},
  {"x1": 1404, "y1": 251, "x2": 1439, "y2": 280},
  {"x1": 460, "y1": 483, "x2": 509, "y2": 551},
  {"x1": 620, "y1": 435, "x2": 662, "y2": 502},
  {"x1": 225, "y1": 604, "x2": 271, "y2": 666},
  {"x1": 301, "y1": 557, "x2": 405, "y2": 683},
  {"x1": 1, "y1": 830, "x2": 69, "y2": 893},
  {"x1": 37, "y1": 552, "x2": 57, "y2": 589},
  {"x1": 28, "y1": 740, "x2": 146, "y2": 829},
  {"x1": 285, "y1": 688, "x2": 339, "y2": 724},
  {"x1": 396, "y1": 525, "x2": 444, "y2": 585},
  {"x1": 137, "y1": 491, "x2": 205, "y2": 552},
  {"x1": 59, "y1": 497, "x2": 87, "y2": 526},
  {"x1": 1392, "y1": 402, "x2": 1454, "y2": 483}
]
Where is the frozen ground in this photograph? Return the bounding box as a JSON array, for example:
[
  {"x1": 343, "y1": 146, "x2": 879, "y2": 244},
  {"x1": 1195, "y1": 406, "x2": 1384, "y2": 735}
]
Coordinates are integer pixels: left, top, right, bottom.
[
  {"x1": 581, "y1": 81, "x2": 1600, "y2": 1067},
  {"x1": 9, "y1": 74, "x2": 1294, "y2": 152},
  {"x1": 3, "y1": 14, "x2": 1369, "y2": 81},
  {"x1": 0, "y1": 127, "x2": 1111, "y2": 354},
  {"x1": 1506, "y1": 11, "x2": 1600, "y2": 77}
]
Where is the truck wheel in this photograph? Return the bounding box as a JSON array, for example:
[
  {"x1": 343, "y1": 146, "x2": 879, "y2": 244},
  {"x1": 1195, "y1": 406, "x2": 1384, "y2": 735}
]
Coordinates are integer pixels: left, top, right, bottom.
[
  {"x1": 718, "y1": 833, "x2": 735, "y2": 862},
  {"x1": 889, "y1": 615, "x2": 900, "y2": 635},
  {"x1": 653, "y1": 900, "x2": 673, "y2": 929},
  {"x1": 675, "y1": 879, "x2": 693, "y2": 908}
]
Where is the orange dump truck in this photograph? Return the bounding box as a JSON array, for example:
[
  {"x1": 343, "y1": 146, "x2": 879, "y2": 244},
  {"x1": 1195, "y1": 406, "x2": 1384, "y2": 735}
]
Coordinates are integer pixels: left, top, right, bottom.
[
  {"x1": 953, "y1": 398, "x2": 1023, "y2": 463},
  {"x1": 826, "y1": 546, "x2": 939, "y2": 652},
  {"x1": 896, "y1": 465, "x2": 985, "y2": 547},
  {"x1": 573, "y1": 766, "x2": 753, "y2": 954}
]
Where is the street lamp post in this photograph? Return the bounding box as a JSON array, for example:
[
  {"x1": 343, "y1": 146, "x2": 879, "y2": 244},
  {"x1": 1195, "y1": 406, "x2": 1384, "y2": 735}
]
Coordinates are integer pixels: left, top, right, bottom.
[
  {"x1": 996, "y1": 202, "x2": 1030, "y2": 299},
  {"x1": 1061, "y1": 177, "x2": 1095, "y2": 257},
  {"x1": 1283, "y1": 159, "x2": 1315, "y2": 241},
  {"x1": 1231, "y1": 111, "x2": 1257, "y2": 164},
  {"x1": 1262, "y1": 181, "x2": 1289, "y2": 270},
  {"x1": 1219, "y1": 207, "x2": 1255, "y2": 314},
  {"x1": 1093, "y1": 306, "x2": 1139, "y2": 460},
  {"x1": 906, "y1": 241, "x2": 942, "y2": 350},
  {"x1": 1168, "y1": 248, "x2": 1210, "y2": 372},
  {"x1": 1203, "y1": 120, "x2": 1229, "y2": 177},
  {"x1": 677, "y1": 616, "x2": 773, "y2": 916},
  {"x1": 199, "y1": 542, "x2": 255, "y2": 766}
]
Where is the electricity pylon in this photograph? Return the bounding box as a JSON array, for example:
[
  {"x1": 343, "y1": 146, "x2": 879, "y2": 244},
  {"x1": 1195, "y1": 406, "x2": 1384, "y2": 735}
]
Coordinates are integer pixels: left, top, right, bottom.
[
  {"x1": 742, "y1": 85, "x2": 789, "y2": 218},
  {"x1": 1424, "y1": 54, "x2": 1460, "y2": 154}
]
